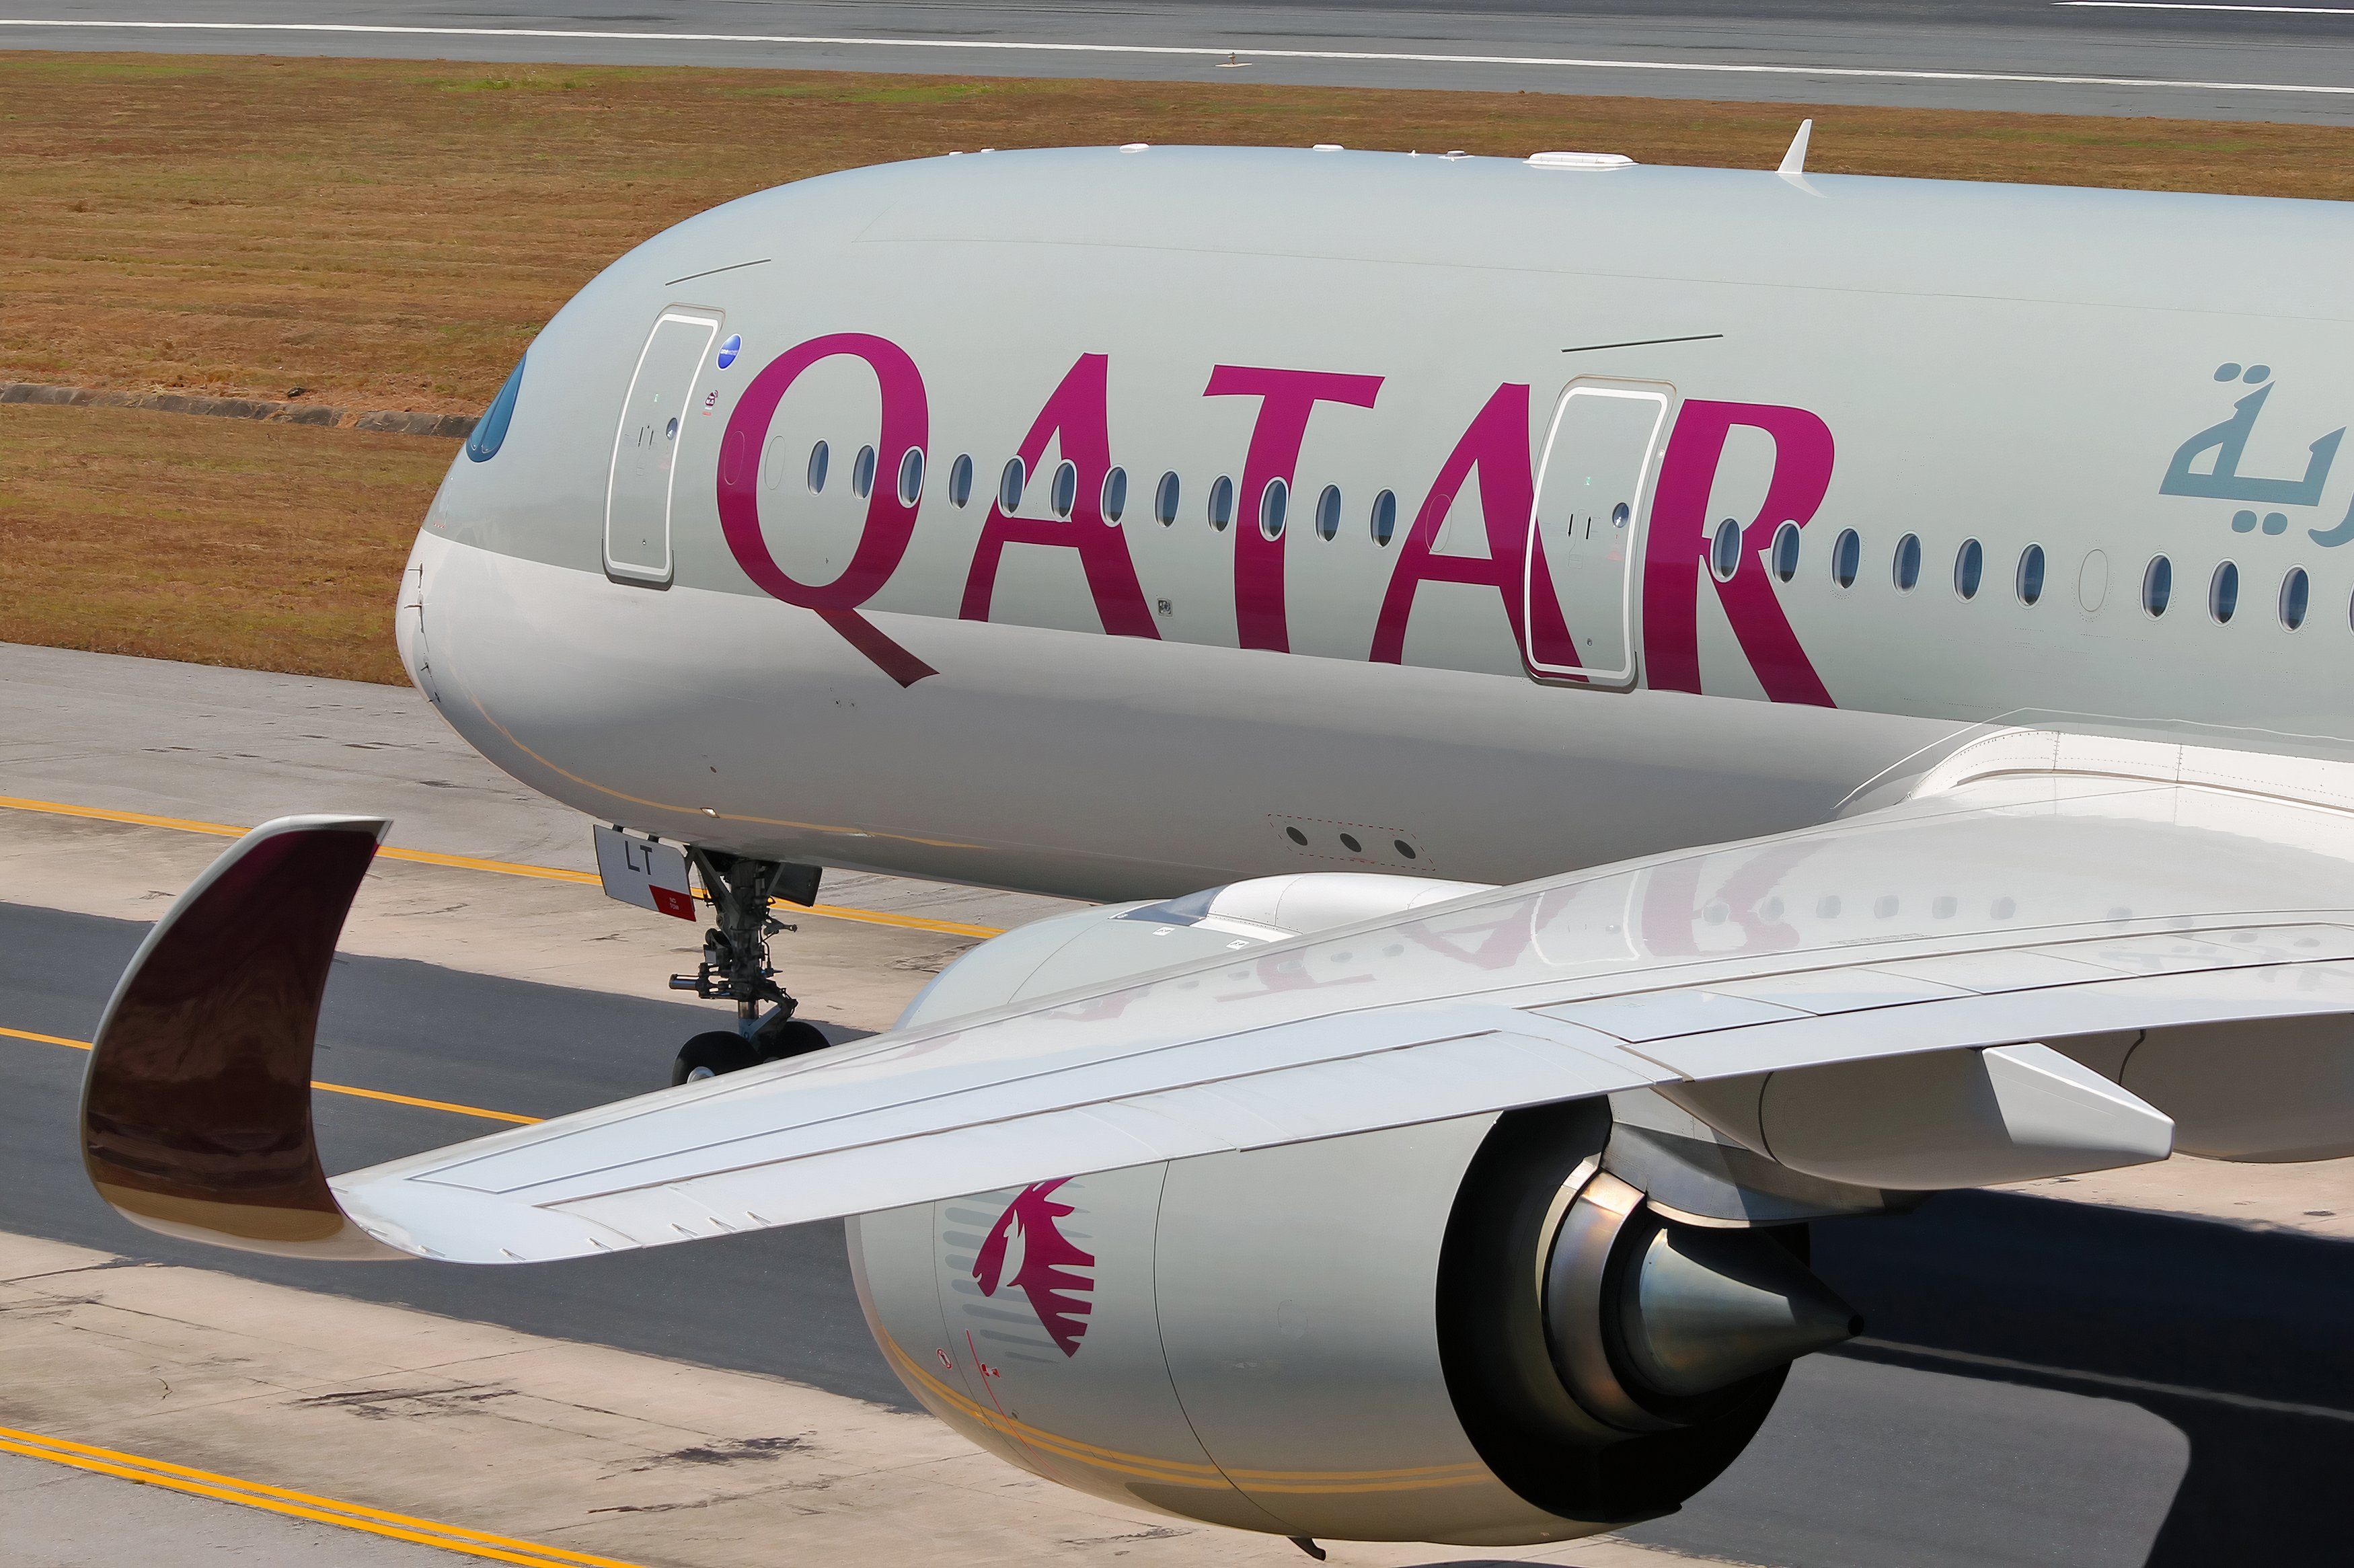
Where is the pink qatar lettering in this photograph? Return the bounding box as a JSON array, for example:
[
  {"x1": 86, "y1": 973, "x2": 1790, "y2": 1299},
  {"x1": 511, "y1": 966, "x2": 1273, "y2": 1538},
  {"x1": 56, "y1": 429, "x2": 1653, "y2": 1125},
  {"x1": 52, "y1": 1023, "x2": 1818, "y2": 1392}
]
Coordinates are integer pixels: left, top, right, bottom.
[
  {"x1": 974, "y1": 1178, "x2": 1096, "y2": 1358},
  {"x1": 1368, "y1": 383, "x2": 1579, "y2": 668},
  {"x1": 1203, "y1": 365, "x2": 1383, "y2": 652},
  {"x1": 959, "y1": 354, "x2": 1158, "y2": 639},
  {"x1": 1642, "y1": 401, "x2": 1836, "y2": 707},
  {"x1": 717, "y1": 333, "x2": 937, "y2": 687}
]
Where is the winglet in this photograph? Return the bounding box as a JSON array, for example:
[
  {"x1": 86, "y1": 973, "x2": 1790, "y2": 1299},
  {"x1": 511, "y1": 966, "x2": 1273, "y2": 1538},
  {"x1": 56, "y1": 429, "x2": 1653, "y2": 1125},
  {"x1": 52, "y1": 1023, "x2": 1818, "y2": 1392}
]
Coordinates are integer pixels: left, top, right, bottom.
[
  {"x1": 81, "y1": 814, "x2": 408, "y2": 1260},
  {"x1": 1777, "y1": 118, "x2": 1813, "y2": 178}
]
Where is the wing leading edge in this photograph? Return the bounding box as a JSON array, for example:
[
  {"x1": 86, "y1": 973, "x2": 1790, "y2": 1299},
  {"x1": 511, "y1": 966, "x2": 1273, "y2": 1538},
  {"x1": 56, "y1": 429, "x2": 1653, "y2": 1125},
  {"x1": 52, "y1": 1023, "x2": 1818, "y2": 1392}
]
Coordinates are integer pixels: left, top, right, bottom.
[{"x1": 84, "y1": 737, "x2": 2354, "y2": 1266}]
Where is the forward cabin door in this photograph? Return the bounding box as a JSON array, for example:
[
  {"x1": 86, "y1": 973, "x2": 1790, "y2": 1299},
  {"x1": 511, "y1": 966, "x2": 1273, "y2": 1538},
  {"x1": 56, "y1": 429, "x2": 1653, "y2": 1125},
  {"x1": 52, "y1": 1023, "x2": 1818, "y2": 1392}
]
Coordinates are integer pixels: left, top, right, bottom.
[
  {"x1": 1522, "y1": 379, "x2": 1671, "y2": 688},
  {"x1": 605, "y1": 307, "x2": 723, "y2": 586}
]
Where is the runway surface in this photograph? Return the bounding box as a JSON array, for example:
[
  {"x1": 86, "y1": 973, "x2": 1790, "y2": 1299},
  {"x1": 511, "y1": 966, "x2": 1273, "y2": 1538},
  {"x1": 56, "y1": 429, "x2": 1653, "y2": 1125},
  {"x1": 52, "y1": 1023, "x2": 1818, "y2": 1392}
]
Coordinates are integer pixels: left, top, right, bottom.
[
  {"x1": 3, "y1": 894, "x2": 2351, "y2": 1567},
  {"x1": 7, "y1": 0, "x2": 2354, "y2": 121}
]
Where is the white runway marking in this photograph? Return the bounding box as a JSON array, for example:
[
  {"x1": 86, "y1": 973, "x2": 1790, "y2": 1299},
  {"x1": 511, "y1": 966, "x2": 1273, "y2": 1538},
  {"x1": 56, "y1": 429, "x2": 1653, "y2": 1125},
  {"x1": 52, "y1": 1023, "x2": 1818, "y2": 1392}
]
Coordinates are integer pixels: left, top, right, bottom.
[
  {"x1": 2061, "y1": 3, "x2": 2354, "y2": 13},
  {"x1": 3, "y1": 17, "x2": 2353, "y2": 97}
]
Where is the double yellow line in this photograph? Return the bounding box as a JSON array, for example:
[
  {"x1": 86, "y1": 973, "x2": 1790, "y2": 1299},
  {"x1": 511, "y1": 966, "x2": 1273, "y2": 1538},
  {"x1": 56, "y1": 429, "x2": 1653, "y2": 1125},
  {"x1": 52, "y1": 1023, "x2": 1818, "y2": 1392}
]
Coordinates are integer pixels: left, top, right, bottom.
[
  {"x1": 0, "y1": 793, "x2": 1004, "y2": 939},
  {"x1": 0, "y1": 1422, "x2": 646, "y2": 1567}
]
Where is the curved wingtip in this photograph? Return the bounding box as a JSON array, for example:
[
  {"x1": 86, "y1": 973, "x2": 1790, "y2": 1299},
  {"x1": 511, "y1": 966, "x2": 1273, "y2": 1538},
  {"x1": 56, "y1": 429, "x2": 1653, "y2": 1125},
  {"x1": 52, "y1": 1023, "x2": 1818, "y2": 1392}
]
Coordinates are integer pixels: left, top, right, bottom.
[{"x1": 81, "y1": 814, "x2": 408, "y2": 1260}]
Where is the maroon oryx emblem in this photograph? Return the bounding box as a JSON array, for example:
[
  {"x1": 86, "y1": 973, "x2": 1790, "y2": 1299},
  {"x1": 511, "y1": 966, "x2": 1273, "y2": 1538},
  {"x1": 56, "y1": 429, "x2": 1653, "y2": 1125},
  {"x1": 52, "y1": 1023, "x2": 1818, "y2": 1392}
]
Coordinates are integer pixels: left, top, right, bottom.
[{"x1": 973, "y1": 1179, "x2": 1095, "y2": 1357}]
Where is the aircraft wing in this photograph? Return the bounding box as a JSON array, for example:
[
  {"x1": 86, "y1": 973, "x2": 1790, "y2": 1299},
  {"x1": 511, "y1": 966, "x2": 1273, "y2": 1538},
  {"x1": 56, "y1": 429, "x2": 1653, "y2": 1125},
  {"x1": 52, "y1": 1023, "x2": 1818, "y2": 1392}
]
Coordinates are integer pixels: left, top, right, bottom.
[{"x1": 80, "y1": 731, "x2": 2354, "y2": 1264}]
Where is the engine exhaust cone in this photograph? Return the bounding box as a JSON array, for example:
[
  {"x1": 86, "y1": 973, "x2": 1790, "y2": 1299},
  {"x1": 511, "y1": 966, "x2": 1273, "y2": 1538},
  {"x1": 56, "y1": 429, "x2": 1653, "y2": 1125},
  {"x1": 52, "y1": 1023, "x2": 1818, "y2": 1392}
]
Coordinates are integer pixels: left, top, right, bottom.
[{"x1": 1619, "y1": 1222, "x2": 1862, "y2": 1399}]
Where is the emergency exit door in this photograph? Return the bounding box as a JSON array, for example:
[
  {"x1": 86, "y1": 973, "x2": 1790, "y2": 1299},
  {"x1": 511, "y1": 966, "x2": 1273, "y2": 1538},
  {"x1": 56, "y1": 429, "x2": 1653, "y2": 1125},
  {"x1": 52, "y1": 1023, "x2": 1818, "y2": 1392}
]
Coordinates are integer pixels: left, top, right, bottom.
[
  {"x1": 1521, "y1": 380, "x2": 1671, "y2": 687},
  {"x1": 605, "y1": 308, "x2": 722, "y2": 585}
]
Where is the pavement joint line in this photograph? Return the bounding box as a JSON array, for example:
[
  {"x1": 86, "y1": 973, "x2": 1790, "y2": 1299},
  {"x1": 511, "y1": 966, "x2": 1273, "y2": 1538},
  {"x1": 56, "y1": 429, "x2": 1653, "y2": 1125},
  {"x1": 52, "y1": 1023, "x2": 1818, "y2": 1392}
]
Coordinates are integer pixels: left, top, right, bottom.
[
  {"x1": 0, "y1": 793, "x2": 1003, "y2": 939},
  {"x1": 0, "y1": 1023, "x2": 540, "y2": 1124},
  {"x1": 4, "y1": 17, "x2": 2354, "y2": 97},
  {"x1": 0, "y1": 1420, "x2": 648, "y2": 1568},
  {"x1": 1848, "y1": 1336, "x2": 2354, "y2": 1422}
]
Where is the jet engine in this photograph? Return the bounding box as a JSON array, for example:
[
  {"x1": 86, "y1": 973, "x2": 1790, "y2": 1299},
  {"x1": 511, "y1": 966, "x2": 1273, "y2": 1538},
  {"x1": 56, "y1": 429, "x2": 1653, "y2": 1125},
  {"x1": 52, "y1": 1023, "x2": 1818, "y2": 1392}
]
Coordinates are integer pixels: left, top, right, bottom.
[{"x1": 846, "y1": 877, "x2": 1860, "y2": 1545}]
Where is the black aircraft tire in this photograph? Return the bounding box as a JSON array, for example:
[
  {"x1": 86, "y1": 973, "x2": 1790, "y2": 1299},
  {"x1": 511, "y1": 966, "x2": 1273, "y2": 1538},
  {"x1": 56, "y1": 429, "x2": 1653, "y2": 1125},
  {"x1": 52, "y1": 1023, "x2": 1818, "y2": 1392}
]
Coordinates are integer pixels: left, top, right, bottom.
[
  {"x1": 673, "y1": 1031, "x2": 763, "y2": 1086},
  {"x1": 755, "y1": 1019, "x2": 832, "y2": 1063}
]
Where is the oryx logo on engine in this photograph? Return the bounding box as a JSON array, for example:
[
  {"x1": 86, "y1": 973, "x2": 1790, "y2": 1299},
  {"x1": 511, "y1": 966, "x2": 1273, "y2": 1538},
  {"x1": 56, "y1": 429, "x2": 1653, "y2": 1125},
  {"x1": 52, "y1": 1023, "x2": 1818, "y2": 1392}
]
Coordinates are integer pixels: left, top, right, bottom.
[{"x1": 974, "y1": 1179, "x2": 1095, "y2": 1357}]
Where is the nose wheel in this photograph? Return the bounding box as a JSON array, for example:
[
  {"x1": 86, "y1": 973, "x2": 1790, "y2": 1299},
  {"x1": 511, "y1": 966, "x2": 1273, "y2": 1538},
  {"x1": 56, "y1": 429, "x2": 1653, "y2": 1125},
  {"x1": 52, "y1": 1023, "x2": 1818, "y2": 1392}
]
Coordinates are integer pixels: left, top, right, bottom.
[{"x1": 664, "y1": 849, "x2": 833, "y2": 1086}]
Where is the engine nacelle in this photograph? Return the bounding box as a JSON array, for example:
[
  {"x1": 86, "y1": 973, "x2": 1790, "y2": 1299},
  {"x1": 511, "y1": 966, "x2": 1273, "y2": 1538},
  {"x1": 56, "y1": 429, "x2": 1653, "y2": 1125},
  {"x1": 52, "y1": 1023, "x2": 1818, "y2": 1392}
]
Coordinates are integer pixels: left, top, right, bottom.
[{"x1": 848, "y1": 878, "x2": 1859, "y2": 1545}]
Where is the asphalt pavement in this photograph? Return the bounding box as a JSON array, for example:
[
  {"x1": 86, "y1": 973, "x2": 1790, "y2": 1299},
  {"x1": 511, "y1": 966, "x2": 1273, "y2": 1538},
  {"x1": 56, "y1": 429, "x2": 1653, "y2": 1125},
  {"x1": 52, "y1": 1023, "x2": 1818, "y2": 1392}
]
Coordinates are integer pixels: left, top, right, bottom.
[
  {"x1": 6, "y1": 0, "x2": 2354, "y2": 121},
  {"x1": 4, "y1": 896, "x2": 2351, "y2": 1567}
]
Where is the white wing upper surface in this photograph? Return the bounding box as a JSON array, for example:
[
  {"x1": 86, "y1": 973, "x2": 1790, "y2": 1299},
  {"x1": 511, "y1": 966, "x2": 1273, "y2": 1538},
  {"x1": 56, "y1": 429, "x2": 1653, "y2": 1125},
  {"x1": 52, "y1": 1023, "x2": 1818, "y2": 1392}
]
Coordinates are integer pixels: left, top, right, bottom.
[{"x1": 336, "y1": 736, "x2": 2354, "y2": 1263}]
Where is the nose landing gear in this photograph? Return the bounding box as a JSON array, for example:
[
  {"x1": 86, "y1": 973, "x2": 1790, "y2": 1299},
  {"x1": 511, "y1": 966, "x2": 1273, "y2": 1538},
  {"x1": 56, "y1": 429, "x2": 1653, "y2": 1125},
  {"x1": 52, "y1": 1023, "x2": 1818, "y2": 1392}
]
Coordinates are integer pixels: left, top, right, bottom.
[{"x1": 667, "y1": 850, "x2": 833, "y2": 1087}]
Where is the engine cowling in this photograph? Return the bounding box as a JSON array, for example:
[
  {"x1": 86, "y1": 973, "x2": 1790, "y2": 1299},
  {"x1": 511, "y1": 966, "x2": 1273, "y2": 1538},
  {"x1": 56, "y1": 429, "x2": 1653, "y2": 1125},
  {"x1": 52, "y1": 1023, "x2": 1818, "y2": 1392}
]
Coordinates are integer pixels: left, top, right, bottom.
[{"x1": 846, "y1": 879, "x2": 1861, "y2": 1544}]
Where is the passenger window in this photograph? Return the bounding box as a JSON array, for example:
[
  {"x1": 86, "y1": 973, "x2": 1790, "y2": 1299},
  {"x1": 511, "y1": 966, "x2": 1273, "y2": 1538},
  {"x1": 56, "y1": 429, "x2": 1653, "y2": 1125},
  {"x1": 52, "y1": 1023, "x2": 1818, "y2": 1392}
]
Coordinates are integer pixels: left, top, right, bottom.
[
  {"x1": 1710, "y1": 518, "x2": 1742, "y2": 582},
  {"x1": 2281, "y1": 565, "x2": 2310, "y2": 630},
  {"x1": 1772, "y1": 520, "x2": 1800, "y2": 582},
  {"x1": 1893, "y1": 533, "x2": 1922, "y2": 591},
  {"x1": 806, "y1": 440, "x2": 830, "y2": 494},
  {"x1": 852, "y1": 445, "x2": 876, "y2": 500},
  {"x1": 1954, "y1": 538, "x2": 1983, "y2": 600},
  {"x1": 2210, "y1": 560, "x2": 2239, "y2": 624},
  {"x1": 1209, "y1": 475, "x2": 1235, "y2": 531},
  {"x1": 761, "y1": 434, "x2": 790, "y2": 491},
  {"x1": 1102, "y1": 466, "x2": 1128, "y2": 524},
  {"x1": 1371, "y1": 489, "x2": 1398, "y2": 546},
  {"x1": 1316, "y1": 485, "x2": 1342, "y2": 540},
  {"x1": 999, "y1": 457, "x2": 1026, "y2": 512},
  {"x1": 1259, "y1": 477, "x2": 1289, "y2": 541},
  {"x1": 1155, "y1": 471, "x2": 1180, "y2": 525},
  {"x1": 896, "y1": 447, "x2": 925, "y2": 507},
  {"x1": 2017, "y1": 544, "x2": 2045, "y2": 605},
  {"x1": 1051, "y1": 459, "x2": 1078, "y2": 519},
  {"x1": 2143, "y1": 555, "x2": 2172, "y2": 617},
  {"x1": 1831, "y1": 528, "x2": 1860, "y2": 588},
  {"x1": 949, "y1": 453, "x2": 973, "y2": 508}
]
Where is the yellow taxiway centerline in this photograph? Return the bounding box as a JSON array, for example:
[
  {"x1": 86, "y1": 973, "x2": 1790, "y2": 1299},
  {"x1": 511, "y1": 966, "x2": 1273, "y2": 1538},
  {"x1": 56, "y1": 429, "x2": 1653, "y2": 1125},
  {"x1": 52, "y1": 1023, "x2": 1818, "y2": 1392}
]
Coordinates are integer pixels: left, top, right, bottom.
[
  {"x1": 1, "y1": 1024, "x2": 540, "y2": 1126},
  {"x1": 0, "y1": 792, "x2": 1003, "y2": 939},
  {"x1": 0, "y1": 1421, "x2": 645, "y2": 1568}
]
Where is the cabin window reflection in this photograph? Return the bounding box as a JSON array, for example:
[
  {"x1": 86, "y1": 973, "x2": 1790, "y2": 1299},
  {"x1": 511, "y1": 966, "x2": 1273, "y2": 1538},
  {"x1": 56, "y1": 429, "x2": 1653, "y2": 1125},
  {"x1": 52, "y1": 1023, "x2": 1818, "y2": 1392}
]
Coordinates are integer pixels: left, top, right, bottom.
[
  {"x1": 1209, "y1": 475, "x2": 1236, "y2": 531},
  {"x1": 1710, "y1": 518, "x2": 1742, "y2": 583},
  {"x1": 1371, "y1": 489, "x2": 1398, "y2": 547},
  {"x1": 896, "y1": 447, "x2": 925, "y2": 507},
  {"x1": 1155, "y1": 471, "x2": 1180, "y2": 526},
  {"x1": 2017, "y1": 544, "x2": 2045, "y2": 606},
  {"x1": 1772, "y1": 521, "x2": 1800, "y2": 582},
  {"x1": 948, "y1": 454, "x2": 973, "y2": 508},
  {"x1": 2143, "y1": 555, "x2": 2172, "y2": 617},
  {"x1": 1893, "y1": 533, "x2": 1922, "y2": 592},
  {"x1": 2281, "y1": 566, "x2": 2310, "y2": 631},
  {"x1": 1954, "y1": 538, "x2": 1983, "y2": 600},
  {"x1": 852, "y1": 444, "x2": 877, "y2": 500},
  {"x1": 1316, "y1": 485, "x2": 1342, "y2": 541},
  {"x1": 1259, "y1": 477, "x2": 1289, "y2": 541},
  {"x1": 1102, "y1": 467, "x2": 1128, "y2": 524},
  {"x1": 1831, "y1": 528, "x2": 1860, "y2": 588},
  {"x1": 806, "y1": 440, "x2": 830, "y2": 495},
  {"x1": 1051, "y1": 460, "x2": 1079, "y2": 519},
  {"x1": 2210, "y1": 560, "x2": 2240, "y2": 624},
  {"x1": 999, "y1": 457, "x2": 1026, "y2": 512}
]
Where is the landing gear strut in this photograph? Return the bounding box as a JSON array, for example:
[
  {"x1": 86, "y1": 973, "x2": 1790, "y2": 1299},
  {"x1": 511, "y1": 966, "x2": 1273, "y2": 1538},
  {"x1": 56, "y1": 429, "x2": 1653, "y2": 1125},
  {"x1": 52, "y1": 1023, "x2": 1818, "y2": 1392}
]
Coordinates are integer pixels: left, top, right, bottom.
[{"x1": 669, "y1": 850, "x2": 831, "y2": 1086}]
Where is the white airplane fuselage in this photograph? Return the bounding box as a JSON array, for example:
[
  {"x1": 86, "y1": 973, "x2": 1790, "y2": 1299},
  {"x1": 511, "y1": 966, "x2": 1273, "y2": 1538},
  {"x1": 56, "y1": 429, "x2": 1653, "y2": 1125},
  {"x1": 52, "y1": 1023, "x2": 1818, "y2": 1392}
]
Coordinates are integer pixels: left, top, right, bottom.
[{"x1": 402, "y1": 146, "x2": 2354, "y2": 902}]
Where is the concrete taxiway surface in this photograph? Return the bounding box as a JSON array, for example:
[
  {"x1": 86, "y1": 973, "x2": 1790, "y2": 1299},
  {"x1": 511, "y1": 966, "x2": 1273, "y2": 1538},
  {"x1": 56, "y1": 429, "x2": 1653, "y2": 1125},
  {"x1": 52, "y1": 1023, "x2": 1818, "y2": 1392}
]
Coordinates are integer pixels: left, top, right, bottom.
[
  {"x1": 9, "y1": 0, "x2": 2354, "y2": 122},
  {"x1": 3, "y1": 641, "x2": 2354, "y2": 1566}
]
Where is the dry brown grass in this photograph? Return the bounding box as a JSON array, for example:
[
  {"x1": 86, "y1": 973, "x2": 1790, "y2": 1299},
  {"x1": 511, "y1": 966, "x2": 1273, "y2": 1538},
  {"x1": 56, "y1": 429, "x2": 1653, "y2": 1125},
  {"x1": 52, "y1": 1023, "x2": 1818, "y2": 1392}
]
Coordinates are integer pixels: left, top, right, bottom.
[
  {"x1": 6, "y1": 49, "x2": 2354, "y2": 684},
  {"x1": 8, "y1": 50, "x2": 2354, "y2": 414},
  {"x1": 0, "y1": 403, "x2": 441, "y2": 684}
]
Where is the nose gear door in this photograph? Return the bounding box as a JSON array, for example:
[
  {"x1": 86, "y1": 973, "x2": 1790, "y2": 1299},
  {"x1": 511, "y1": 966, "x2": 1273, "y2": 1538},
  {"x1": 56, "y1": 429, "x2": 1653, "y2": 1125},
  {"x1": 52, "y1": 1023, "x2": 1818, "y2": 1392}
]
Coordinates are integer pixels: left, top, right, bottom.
[
  {"x1": 605, "y1": 308, "x2": 723, "y2": 586},
  {"x1": 1522, "y1": 379, "x2": 1671, "y2": 689}
]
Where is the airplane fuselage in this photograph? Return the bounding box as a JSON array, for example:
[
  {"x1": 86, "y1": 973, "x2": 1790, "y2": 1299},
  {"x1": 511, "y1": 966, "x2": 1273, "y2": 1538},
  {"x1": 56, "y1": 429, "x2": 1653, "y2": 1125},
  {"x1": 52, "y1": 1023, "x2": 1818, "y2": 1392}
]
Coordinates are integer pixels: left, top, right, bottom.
[{"x1": 404, "y1": 145, "x2": 2354, "y2": 900}]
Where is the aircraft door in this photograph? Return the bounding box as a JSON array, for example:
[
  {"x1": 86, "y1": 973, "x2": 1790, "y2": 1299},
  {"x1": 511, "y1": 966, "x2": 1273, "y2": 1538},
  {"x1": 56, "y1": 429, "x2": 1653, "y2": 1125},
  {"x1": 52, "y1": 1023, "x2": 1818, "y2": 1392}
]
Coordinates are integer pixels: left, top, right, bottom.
[
  {"x1": 605, "y1": 307, "x2": 722, "y2": 585},
  {"x1": 1522, "y1": 379, "x2": 1671, "y2": 687}
]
